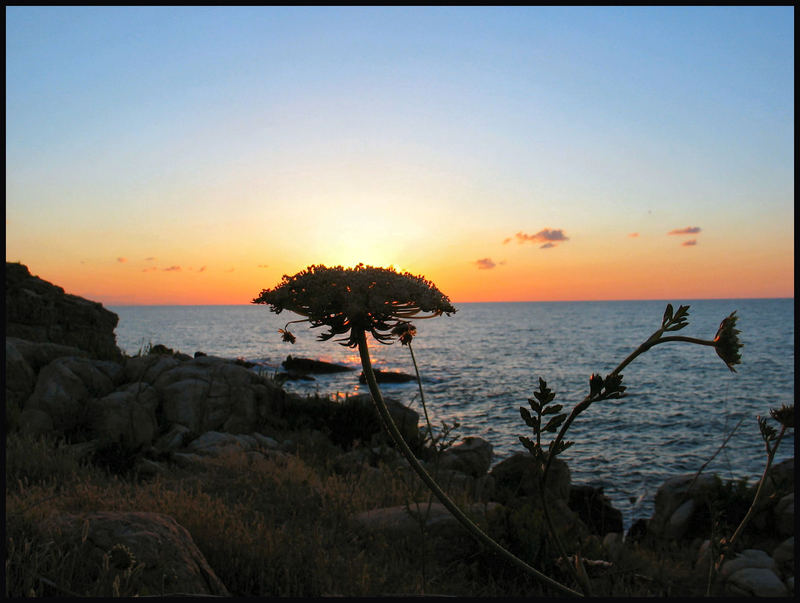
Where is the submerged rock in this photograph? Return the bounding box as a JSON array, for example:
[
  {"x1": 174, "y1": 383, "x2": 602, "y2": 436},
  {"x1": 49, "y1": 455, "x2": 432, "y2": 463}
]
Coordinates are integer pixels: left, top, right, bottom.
[
  {"x1": 282, "y1": 355, "x2": 353, "y2": 374},
  {"x1": 358, "y1": 369, "x2": 416, "y2": 383}
]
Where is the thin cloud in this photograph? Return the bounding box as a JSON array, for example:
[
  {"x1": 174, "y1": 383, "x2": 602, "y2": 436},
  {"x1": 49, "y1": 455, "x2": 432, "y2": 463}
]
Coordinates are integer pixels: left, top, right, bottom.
[
  {"x1": 682, "y1": 239, "x2": 698, "y2": 247},
  {"x1": 628, "y1": 232, "x2": 639, "y2": 238},
  {"x1": 502, "y1": 237, "x2": 512, "y2": 245},
  {"x1": 142, "y1": 267, "x2": 157, "y2": 272},
  {"x1": 225, "y1": 268, "x2": 235, "y2": 273},
  {"x1": 668, "y1": 226, "x2": 702, "y2": 235},
  {"x1": 198, "y1": 266, "x2": 207, "y2": 273},
  {"x1": 514, "y1": 228, "x2": 570, "y2": 247},
  {"x1": 144, "y1": 256, "x2": 156, "y2": 261},
  {"x1": 474, "y1": 258, "x2": 496, "y2": 270},
  {"x1": 258, "y1": 264, "x2": 269, "y2": 268},
  {"x1": 162, "y1": 266, "x2": 181, "y2": 272},
  {"x1": 117, "y1": 257, "x2": 127, "y2": 263}
]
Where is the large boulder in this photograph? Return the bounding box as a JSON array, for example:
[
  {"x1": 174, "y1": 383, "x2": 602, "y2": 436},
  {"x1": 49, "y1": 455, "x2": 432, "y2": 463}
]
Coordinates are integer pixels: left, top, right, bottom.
[
  {"x1": 5, "y1": 338, "x2": 37, "y2": 423},
  {"x1": 329, "y1": 393, "x2": 421, "y2": 450},
  {"x1": 41, "y1": 511, "x2": 229, "y2": 596},
  {"x1": 720, "y1": 549, "x2": 788, "y2": 597},
  {"x1": 569, "y1": 485, "x2": 624, "y2": 536},
  {"x1": 24, "y1": 356, "x2": 117, "y2": 433},
  {"x1": 5, "y1": 262, "x2": 122, "y2": 361},
  {"x1": 647, "y1": 473, "x2": 718, "y2": 540},
  {"x1": 437, "y1": 436, "x2": 493, "y2": 478},
  {"x1": 154, "y1": 355, "x2": 281, "y2": 434},
  {"x1": 87, "y1": 382, "x2": 160, "y2": 451},
  {"x1": 490, "y1": 452, "x2": 571, "y2": 504}
]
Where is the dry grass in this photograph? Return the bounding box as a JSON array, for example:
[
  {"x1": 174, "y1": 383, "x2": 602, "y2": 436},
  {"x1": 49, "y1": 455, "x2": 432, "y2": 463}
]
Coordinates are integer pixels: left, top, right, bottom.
[{"x1": 5, "y1": 430, "x2": 705, "y2": 597}]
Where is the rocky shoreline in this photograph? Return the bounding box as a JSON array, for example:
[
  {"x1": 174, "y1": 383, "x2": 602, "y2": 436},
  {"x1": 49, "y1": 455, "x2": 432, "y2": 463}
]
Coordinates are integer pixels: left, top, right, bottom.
[{"x1": 5, "y1": 262, "x2": 794, "y2": 596}]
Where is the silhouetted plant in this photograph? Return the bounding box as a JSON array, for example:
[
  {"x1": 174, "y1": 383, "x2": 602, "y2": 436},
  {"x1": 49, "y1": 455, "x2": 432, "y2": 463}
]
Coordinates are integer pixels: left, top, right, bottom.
[
  {"x1": 518, "y1": 303, "x2": 744, "y2": 593},
  {"x1": 254, "y1": 264, "x2": 582, "y2": 597},
  {"x1": 710, "y1": 402, "x2": 794, "y2": 582}
]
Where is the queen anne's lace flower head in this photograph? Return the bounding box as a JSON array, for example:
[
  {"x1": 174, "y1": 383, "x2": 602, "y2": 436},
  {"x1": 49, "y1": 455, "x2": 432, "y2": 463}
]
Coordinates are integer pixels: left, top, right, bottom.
[
  {"x1": 253, "y1": 264, "x2": 456, "y2": 347},
  {"x1": 713, "y1": 311, "x2": 742, "y2": 372}
]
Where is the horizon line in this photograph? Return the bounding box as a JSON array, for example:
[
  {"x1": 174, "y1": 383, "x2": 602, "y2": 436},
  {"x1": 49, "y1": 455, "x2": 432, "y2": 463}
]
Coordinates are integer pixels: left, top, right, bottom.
[{"x1": 107, "y1": 295, "x2": 794, "y2": 308}]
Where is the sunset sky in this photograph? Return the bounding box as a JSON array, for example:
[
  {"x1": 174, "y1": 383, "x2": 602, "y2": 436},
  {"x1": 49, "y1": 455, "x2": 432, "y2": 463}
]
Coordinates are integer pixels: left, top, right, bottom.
[{"x1": 6, "y1": 6, "x2": 794, "y2": 305}]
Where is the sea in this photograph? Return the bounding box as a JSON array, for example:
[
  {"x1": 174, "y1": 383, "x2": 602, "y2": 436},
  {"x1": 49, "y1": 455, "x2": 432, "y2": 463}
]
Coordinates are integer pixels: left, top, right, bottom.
[{"x1": 110, "y1": 299, "x2": 794, "y2": 530}]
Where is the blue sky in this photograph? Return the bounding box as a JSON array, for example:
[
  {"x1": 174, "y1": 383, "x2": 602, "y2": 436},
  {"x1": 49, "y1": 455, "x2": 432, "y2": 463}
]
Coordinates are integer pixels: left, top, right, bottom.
[{"x1": 6, "y1": 6, "x2": 794, "y2": 303}]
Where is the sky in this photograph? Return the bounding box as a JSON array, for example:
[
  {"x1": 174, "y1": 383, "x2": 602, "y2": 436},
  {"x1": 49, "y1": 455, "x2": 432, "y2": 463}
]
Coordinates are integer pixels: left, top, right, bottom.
[{"x1": 5, "y1": 6, "x2": 794, "y2": 305}]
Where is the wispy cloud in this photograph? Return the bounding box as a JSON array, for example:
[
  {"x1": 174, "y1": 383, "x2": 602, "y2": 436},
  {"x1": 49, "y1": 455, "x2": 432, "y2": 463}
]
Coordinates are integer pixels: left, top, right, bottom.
[
  {"x1": 668, "y1": 226, "x2": 702, "y2": 235},
  {"x1": 502, "y1": 237, "x2": 512, "y2": 245},
  {"x1": 162, "y1": 265, "x2": 181, "y2": 272},
  {"x1": 117, "y1": 257, "x2": 127, "y2": 263},
  {"x1": 682, "y1": 239, "x2": 698, "y2": 246},
  {"x1": 474, "y1": 258, "x2": 496, "y2": 270},
  {"x1": 198, "y1": 266, "x2": 207, "y2": 273},
  {"x1": 258, "y1": 264, "x2": 269, "y2": 268},
  {"x1": 144, "y1": 256, "x2": 156, "y2": 261},
  {"x1": 511, "y1": 228, "x2": 570, "y2": 248},
  {"x1": 628, "y1": 232, "x2": 639, "y2": 238},
  {"x1": 142, "y1": 267, "x2": 157, "y2": 272}
]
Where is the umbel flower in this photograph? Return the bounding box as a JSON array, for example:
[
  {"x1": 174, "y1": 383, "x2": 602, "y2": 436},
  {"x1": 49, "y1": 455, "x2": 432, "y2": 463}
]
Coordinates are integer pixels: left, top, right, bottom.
[
  {"x1": 714, "y1": 311, "x2": 742, "y2": 372},
  {"x1": 252, "y1": 264, "x2": 456, "y2": 347},
  {"x1": 253, "y1": 263, "x2": 579, "y2": 596}
]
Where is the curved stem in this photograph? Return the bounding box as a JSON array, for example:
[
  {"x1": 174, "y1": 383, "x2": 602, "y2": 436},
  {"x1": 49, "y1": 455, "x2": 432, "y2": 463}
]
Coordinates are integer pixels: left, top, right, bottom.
[
  {"x1": 356, "y1": 331, "x2": 582, "y2": 598},
  {"x1": 719, "y1": 423, "x2": 787, "y2": 568}
]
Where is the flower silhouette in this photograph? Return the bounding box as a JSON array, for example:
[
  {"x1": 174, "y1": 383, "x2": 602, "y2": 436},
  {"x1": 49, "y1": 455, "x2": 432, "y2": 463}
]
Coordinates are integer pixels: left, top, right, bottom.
[
  {"x1": 252, "y1": 264, "x2": 456, "y2": 347},
  {"x1": 713, "y1": 311, "x2": 742, "y2": 372}
]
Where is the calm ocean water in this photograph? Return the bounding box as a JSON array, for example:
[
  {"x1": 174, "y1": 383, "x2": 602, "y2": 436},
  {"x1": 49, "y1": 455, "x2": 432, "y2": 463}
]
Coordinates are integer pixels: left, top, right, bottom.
[{"x1": 111, "y1": 299, "x2": 794, "y2": 529}]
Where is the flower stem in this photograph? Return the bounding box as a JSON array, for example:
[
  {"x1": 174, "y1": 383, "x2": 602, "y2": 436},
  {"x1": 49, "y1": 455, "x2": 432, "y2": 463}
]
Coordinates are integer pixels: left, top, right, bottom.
[
  {"x1": 718, "y1": 423, "x2": 787, "y2": 570},
  {"x1": 356, "y1": 331, "x2": 582, "y2": 598}
]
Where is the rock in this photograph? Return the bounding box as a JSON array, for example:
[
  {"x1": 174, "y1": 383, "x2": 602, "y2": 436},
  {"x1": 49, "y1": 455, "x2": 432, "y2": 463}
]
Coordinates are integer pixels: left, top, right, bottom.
[
  {"x1": 351, "y1": 502, "x2": 501, "y2": 561},
  {"x1": 358, "y1": 369, "x2": 416, "y2": 383},
  {"x1": 186, "y1": 431, "x2": 259, "y2": 456},
  {"x1": 25, "y1": 358, "x2": 89, "y2": 432},
  {"x1": 331, "y1": 394, "x2": 421, "y2": 450},
  {"x1": 153, "y1": 424, "x2": 192, "y2": 455},
  {"x1": 5, "y1": 338, "x2": 36, "y2": 424},
  {"x1": 647, "y1": 473, "x2": 717, "y2": 540},
  {"x1": 124, "y1": 355, "x2": 181, "y2": 385},
  {"x1": 278, "y1": 370, "x2": 316, "y2": 381},
  {"x1": 569, "y1": 485, "x2": 624, "y2": 536},
  {"x1": 25, "y1": 356, "x2": 117, "y2": 432},
  {"x1": 6, "y1": 336, "x2": 90, "y2": 372},
  {"x1": 764, "y1": 457, "x2": 794, "y2": 497},
  {"x1": 5, "y1": 262, "x2": 122, "y2": 361},
  {"x1": 725, "y1": 567, "x2": 788, "y2": 597},
  {"x1": 437, "y1": 436, "x2": 493, "y2": 478},
  {"x1": 87, "y1": 382, "x2": 159, "y2": 451},
  {"x1": 772, "y1": 536, "x2": 794, "y2": 575},
  {"x1": 282, "y1": 355, "x2": 353, "y2": 373},
  {"x1": 602, "y1": 532, "x2": 624, "y2": 563},
  {"x1": 41, "y1": 511, "x2": 229, "y2": 596},
  {"x1": 154, "y1": 357, "x2": 279, "y2": 434},
  {"x1": 490, "y1": 452, "x2": 571, "y2": 504},
  {"x1": 435, "y1": 469, "x2": 495, "y2": 502},
  {"x1": 17, "y1": 407, "x2": 54, "y2": 437},
  {"x1": 774, "y1": 492, "x2": 794, "y2": 537},
  {"x1": 172, "y1": 452, "x2": 205, "y2": 469},
  {"x1": 666, "y1": 498, "x2": 695, "y2": 541},
  {"x1": 720, "y1": 548, "x2": 777, "y2": 580}
]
